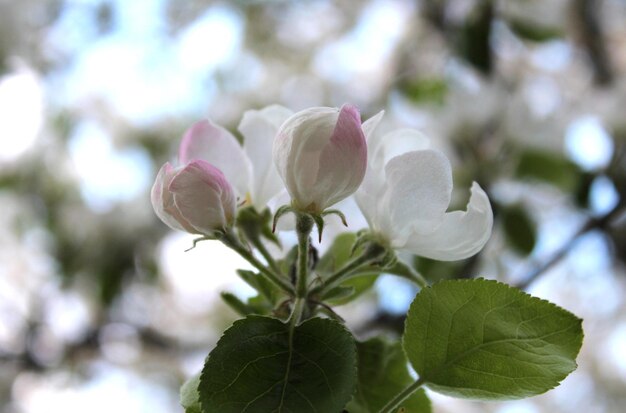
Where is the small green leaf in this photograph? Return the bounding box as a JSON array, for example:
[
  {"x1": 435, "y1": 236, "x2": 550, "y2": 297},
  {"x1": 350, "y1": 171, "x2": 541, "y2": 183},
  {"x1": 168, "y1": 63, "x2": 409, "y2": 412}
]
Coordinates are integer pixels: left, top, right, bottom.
[
  {"x1": 180, "y1": 373, "x2": 202, "y2": 413},
  {"x1": 403, "y1": 279, "x2": 583, "y2": 400},
  {"x1": 237, "y1": 269, "x2": 281, "y2": 305},
  {"x1": 347, "y1": 337, "x2": 431, "y2": 413},
  {"x1": 199, "y1": 315, "x2": 357, "y2": 413},
  {"x1": 221, "y1": 292, "x2": 255, "y2": 316},
  {"x1": 316, "y1": 233, "x2": 358, "y2": 273},
  {"x1": 500, "y1": 204, "x2": 536, "y2": 255},
  {"x1": 322, "y1": 285, "x2": 356, "y2": 302}
]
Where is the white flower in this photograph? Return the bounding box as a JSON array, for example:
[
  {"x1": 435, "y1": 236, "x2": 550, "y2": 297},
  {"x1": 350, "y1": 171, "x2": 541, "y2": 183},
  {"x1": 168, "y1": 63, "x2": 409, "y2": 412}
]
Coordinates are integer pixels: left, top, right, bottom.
[
  {"x1": 355, "y1": 113, "x2": 493, "y2": 261},
  {"x1": 273, "y1": 104, "x2": 368, "y2": 213},
  {"x1": 178, "y1": 105, "x2": 293, "y2": 210}
]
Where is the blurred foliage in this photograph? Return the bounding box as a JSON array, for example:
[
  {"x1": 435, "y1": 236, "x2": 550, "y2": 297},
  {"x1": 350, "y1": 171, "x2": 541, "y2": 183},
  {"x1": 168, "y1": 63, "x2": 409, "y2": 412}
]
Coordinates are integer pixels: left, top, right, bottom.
[
  {"x1": 399, "y1": 78, "x2": 447, "y2": 106},
  {"x1": 500, "y1": 203, "x2": 537, "y2": 256},
  {"x1": 1, "y1": 0, "x2": 626, "y2": 412},
  {"x1": 507, "y1": 19, "x2": 563, "y2": 43},
  {"x1": 514, "y1": 149, "x2": 583, "y2": 192}
]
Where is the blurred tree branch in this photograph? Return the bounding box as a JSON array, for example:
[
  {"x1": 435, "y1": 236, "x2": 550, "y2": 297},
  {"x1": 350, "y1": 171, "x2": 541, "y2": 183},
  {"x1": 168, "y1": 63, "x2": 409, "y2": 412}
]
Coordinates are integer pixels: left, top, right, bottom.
[
  {"x1": 573, "y1": 0, "x2": 614, "y2": 86},
  {"x1": 516, "y1": 201, "x2": 624, "y2": 291}
]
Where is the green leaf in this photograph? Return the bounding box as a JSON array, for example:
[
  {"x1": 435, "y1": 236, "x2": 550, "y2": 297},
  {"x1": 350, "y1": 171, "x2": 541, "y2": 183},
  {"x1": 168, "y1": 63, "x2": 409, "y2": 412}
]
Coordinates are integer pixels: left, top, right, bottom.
[
  {"x1": 500, "y1": 204, "x2": 536, "y2": 255},
  {"x1": 237, "y1": 269, "x2": 282, "y2": 305},
  {"x1": 515, "y1": 149, "x2": 581, "y2": 191},
  {"x1": 403, "y1": 279, "x2": 583, "y2": 400},
  {"x1": 221, "y1": 292, "x2": 255, "y2": 316},
  {"x1": 347, "y1": 338, "x2": 431, "y2": 413},
  {"x1": 317, "y1": 233, "x2": 364, "y2": 273},
  {"x1": 199, "y1": 315, "x2": 357, "y2": 413},
  {"x1": 180, "y1": 373, "x2": 202, "y2": 413}
]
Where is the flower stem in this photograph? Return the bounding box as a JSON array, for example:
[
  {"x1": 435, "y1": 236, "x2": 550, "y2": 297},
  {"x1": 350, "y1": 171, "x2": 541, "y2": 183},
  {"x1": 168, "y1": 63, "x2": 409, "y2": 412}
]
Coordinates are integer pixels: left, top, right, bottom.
[
  {"x1": 249, "y1": 236, "x2": 283, "y2": 276},
  {"x1": 310, "y1": 243, "x2": 386, "y2": 297},
  {"x1": 378, "y1": 377, "x2": 426, "y2": 413},
  {"x1": 220, "y1": 230, "x2": 294, "y2": 295},
  {"x1": 295, "y1": 214, "x2": 314, "y2": 298}
]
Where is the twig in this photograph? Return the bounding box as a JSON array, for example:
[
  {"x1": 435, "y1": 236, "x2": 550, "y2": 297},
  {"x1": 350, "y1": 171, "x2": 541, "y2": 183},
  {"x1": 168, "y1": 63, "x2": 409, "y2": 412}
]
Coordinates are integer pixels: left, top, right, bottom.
[
  {"x1": 574, "y1": 0, "x2": 613, "y2": 86},
  {"x1": 516, "y1": 202, "x2": 623, "y2": 290}
]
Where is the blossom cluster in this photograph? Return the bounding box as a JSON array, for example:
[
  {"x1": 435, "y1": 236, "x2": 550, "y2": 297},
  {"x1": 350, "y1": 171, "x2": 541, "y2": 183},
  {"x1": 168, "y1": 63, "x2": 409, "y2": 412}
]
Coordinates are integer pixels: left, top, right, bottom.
[{"x1": 151, "y1": 104, "x2": 493, "y2": 261}]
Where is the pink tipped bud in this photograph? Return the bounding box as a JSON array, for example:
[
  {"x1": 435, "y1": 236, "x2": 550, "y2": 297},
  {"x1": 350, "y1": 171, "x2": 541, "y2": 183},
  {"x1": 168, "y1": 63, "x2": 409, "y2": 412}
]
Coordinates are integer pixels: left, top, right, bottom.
[
  {"x1": 151, "y1": 160, "x2": 236, "y2": 235},
  {"x1": 272, "y1": 104, "x2": 367, "y2": 212}
]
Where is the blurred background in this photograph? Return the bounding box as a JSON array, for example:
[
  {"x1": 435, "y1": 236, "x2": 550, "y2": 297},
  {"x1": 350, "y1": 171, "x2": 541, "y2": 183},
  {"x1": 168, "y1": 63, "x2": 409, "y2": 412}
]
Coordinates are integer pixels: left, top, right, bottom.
[{"x1": 1, "y1": 0, "x2": 625, "y2": 412}]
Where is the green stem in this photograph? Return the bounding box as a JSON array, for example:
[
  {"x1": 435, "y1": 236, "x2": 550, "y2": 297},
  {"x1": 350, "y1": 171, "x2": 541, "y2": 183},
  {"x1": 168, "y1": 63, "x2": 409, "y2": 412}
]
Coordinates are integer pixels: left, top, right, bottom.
[
  {"x1": 295, "y1": 214, "x2": 314, "y2": 298},
  {"x1": 378, "y1": 377, "x2": 426, "y2": 413},
  {"x1": 310, "y1": 244, "x2": 385, "y2": 297},
  {"x1": 249, "y1": 236, "x2": 282, "y2": 276},
  {"x1": 220, "y1": 230, "x2": 294, "y2": 295},
  {"x1": 393, "y1": 260, "x2": 429, "y2": 289}
]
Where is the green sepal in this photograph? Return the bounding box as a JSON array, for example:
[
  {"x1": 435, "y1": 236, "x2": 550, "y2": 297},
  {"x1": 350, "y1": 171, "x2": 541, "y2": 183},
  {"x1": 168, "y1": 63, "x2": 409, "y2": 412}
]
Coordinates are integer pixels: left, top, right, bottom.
[
  {"x1": 312, "y1": 214, "x2": 325, "y2": 242},
  {"x1": 322, "y1": 208, "x2": 348, "y2": 227},
  {"x1": 259, "y1": 208, "x2": 281, "y2": 246},
  {"x1": 184, "y1": 235, "x2": 218, "y2": 252},
  {"x1": 272, "y1": 204, "x2": 295, "y2": 232}
]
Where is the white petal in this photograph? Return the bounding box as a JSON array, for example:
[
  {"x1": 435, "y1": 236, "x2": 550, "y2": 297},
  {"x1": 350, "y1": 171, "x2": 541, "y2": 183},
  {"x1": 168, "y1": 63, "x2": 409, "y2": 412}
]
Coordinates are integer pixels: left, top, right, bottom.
[
  {"x1": 354, "y1": 189, "x2": 380, "y2": 231},
  {"x1": 403, "y1": 182, "x2": 493, "y2": 261},
  {"x1": 371, "y1": 129, "x2": 430, "y2": 172},
  {"x1": 362, "y1": 110, "x2": 384, "y2": 142},
  {"x1": 273, "y1": 107, "x2": 338, "y2": 208},
  {"x1": 239, "y1": 105, "x2": 293, "y2": 208},
  {"x1": 312, "y1": 104, "x2": 367, "y2": 209},
  {"x1": 178, "y1": 120, "x2": 252, "y2": 200},
  {"x1": 382, "y1": 150, "x2": 453, "y2": 243}
]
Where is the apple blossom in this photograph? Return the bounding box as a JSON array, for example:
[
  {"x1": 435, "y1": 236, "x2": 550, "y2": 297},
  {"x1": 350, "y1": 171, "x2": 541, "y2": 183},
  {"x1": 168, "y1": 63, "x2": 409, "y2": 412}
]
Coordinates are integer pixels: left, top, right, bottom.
[
  {"x1": 273, "y1": 104, "x2": 367, "y2": 213},
  {"x1": 151, "y1": 160, "x2": 236, "y2": 234},
  {"x1": 355, "y1": 115, "x2": 493, "y2": 261},
  {"x1": 178, "y1": 105, "x2": 293, "y2": 210}
]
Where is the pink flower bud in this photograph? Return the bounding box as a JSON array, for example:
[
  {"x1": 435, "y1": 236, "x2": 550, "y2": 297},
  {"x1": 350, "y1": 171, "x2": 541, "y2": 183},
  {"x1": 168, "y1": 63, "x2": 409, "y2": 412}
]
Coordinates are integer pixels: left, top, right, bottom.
[
  {"x1": 151, "y1": 160, "x2": 236, "y2": 235},
  {"x1": 272, "y1": 104, "x2": 367, "y2": 212}
]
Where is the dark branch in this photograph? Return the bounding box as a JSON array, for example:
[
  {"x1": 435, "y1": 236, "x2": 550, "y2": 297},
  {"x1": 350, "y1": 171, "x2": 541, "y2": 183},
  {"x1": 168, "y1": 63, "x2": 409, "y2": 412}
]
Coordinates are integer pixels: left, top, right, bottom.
[
  {"x1": 574, "y1": 0, "x2": 613, "y2": 86},
  {"x1": 516, "y1": 202, "x2": 624, "y2": 290}
]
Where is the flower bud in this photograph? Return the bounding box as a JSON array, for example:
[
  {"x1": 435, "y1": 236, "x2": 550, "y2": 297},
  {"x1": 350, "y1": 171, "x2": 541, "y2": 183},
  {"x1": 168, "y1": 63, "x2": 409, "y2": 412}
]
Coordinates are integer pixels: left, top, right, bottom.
[
  {"x1": 273, "y1": 104, "x2": 367, "y2": 213},
  {"x1": 151, "y1": 160, "x2": 236, "y2": 235}
]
